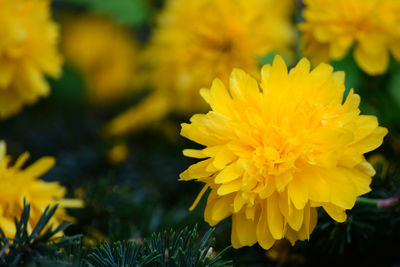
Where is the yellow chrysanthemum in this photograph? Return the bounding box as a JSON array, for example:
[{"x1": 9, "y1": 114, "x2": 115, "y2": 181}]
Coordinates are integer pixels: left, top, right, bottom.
[
  {"x1": 62, "y1": 16, "x2": 138, "y2": 105},
  {"x1": 0, "y1": 0, "x2": 62, "y2": 118},
  {"x1": 300, "y1": 0, "x2": 400, "y2": 75},
  {"x1": 0, "y1": 141, "x2": 83, "y2": 238},
  {"x1": 180, "y1": 56, "x2": 387, "y2": 249},
  {"x1": 105, "y1": 0, "x2": 294, "y2": 136}
]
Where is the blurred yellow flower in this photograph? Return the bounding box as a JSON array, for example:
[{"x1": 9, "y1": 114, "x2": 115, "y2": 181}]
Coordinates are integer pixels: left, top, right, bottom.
[
  {"x1": 0, "y1": 141, "x2": 83, "y2": 238},
  {"x1": 62, "y1": 16, "x2": 138, "y2": 105},
  {"x1": 300, "y1": 0, "x2": 400, "y2": 75},
  {"x1": 180, "y1": 56, "x2": 387, "y2": 249},
  {"x1": 107, "y1": 143, "x2": 129, "y2": 165},
  {"x1": 105, "y1": 0, "x2": 294, "y2": 136},
  {"x1": 0, "y1": 0, "x2": 62, "y2": 118}
]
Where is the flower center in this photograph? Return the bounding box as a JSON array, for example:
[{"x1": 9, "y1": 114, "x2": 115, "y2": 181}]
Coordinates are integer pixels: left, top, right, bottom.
[{"x1": 252, "y1": 141, "x2": 303, "y2": 176}]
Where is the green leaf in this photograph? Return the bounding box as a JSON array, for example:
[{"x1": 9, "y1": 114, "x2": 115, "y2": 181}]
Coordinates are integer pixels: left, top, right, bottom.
[
  {"x1": 331, "y1": 51, "x2": 363, "y2": 96},
  {"x1": 388, "y1": 70, "x2": 400, "y2": 109},
  {"x1": 257, "y1": 51, "x2": 278, "y2": 66},
  {"x1": 49, "y1": 65, "x2": 85, "y2": 104},
  {"x1": 54, "y1": 0, "x2": 151, "y2": 26}
]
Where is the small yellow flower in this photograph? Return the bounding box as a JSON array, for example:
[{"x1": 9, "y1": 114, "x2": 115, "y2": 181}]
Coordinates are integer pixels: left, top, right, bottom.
[
  {"x1": 107, "y1": 143, "x2": 129, "y2": 165},
  {"x1": 62, "y1": 16, "x2": 138, "y2": 105},
  {"x1": 105, "y1": 0, "x2": 294, "y2": 136},
  {"x1": 180, "y1": 56, "x2": 387, "y2": 249},
  {"x1": 300, "y1": 0, "x2": 400, "y2": 75},
  {"x1": 0, "y1": 0, "x2": 62, "y2": 118},
  {"x1": 0, "y1": 141, "x2": 83, "y2": 238}
]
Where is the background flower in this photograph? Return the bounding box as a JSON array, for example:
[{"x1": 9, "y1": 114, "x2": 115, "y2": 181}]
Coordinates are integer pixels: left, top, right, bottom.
[
  {"x1": 62, "y1": 15, "x2": 138, "y2": 105},
  {"x1": 180, "y1": 56, "x2": 387, "y2": 249},
  {"x1": 105, "y1": 0, "x2": 295, "y2": 136},
  {"x1": 300, "y1": 0, "x2": 400, "y2": 75},
  {"x1": 0, "y1": 0, "x2": 62, "y2": 118},
  {"x1": 0, "y1": 141, "x2": 82, "y2": 237}
]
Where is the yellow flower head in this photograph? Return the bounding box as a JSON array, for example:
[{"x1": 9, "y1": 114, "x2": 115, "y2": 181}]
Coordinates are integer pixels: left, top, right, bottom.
[
  {"x1": 0, "y1": 0, "x2": 62, "y2": 118},
  {"x1": 105, "y1": 0, "x2": 294, "y2": 136},
  {"x1": 300, "y1": 0, "x2": 400, "y2": 75},
  {"x1": 180, "y1": 56, "x2": 387, "y2": 249},
  {"x1": 0, "y1": 141, "x2": 83, "y2": 238},
  {"x1": 62, "y1": 16, "x2": 138, "y2": 105}
]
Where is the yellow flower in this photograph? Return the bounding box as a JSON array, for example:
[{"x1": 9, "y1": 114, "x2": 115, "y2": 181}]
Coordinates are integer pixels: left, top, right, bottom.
[
  {"x1": 180, "y1": 56, "x2": 387, "y2": 249},
  {"x1": 0, "y1": 0, "x2": 62, "y2": 118},
  {"x1": 105, "y1": 0, "x2": 294, "y2": 136},
  {"x1": 300, "y1": 0, "x2": 400, "y2": 75},
  {"x1": 0, "y1": 141, "x2": 83, "y2": 238},
  {"x1": 62, "y1": 16, "x2": 138, "y2": 105},
  {"x1": 107, "y1": 143, "x2": 129, "y2": 165}
]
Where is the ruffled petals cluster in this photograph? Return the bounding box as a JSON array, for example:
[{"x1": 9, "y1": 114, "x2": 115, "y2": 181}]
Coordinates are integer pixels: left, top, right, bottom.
[{"x1": 180, "y1": 56, "x2": 387, "y2": 248}]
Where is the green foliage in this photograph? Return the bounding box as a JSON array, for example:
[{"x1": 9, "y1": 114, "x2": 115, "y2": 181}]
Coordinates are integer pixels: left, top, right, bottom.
[
  {"x1": 0, "y1": 203, "x2": 231, "y2": 267},
  {"x1": 86, "y1": 241, "x2": 158, "y2": 267},
  {"x1": 389, "y1": 70, "x2": 400, "y2": 109},
  {"x1": 141, "y1": 226, "x2": 232, "y2": 267},
  {"x1": 0, "y1": 202, "x2": 81, "y2": 267},
  {"x1": 54, "y1": 0, "x2": 151, "y2": 26},
  {"x1": 331, "y1": 50, "x2": 363, "y2": 95},
  {"x1": 86, "y1": 226, "x2": 232, "y2": 267}
]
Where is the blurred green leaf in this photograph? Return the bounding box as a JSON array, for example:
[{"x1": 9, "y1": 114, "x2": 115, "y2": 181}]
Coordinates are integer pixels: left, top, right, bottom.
[
  {"x1": 257, "y1": 51, "x2": 277, "y2": 66},
  {"x1": 331, "y1": 51, "x2": 363, "y2": 95},
  {"x1": 388, "y1": 70, "x2": 400, "y2": 109},
  {"x1": 49, "y1": 65, "x2": 85, "y2": 104},
  {"x1": 54, "y1": 0, "x2": 150, "y2": 26}
]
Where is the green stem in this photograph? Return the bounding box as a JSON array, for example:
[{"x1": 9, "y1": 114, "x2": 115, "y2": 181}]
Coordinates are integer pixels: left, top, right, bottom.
[
  {"x1": 356, "y1": 197, "x2": 379, "y2": 207},
  {"x1": 356, "y1": 194, "x2": 399, "y2": 209}
]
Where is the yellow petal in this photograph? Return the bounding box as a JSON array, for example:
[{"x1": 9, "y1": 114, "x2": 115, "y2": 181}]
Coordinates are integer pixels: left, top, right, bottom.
[
  {"x1": 346, "y1": 127, "x2": 388, "y2": 155},
  {"x1": 0, "y1": 141, "x2": 6, "y2": 162},
  {"x1": 199, "y1": 88, "x2": 211, "y2": 104},
  {"x1": 256, "y1": 202, "x2": 276, "y2": 249},
  {"x1": 302, "y1": 205, "x2": 318, "y2": 239},
  {"x1": 323, "y1": 203, "x2": 347, "y2": 223},
  {"x1": 261, "y1": 55, "x2": 288, "y2": 92},
  {"x1": 288, "y1": 176, "x2": 308, "y2": 210},
  {"x1": 179, "y1": 159, "x2": 214, "y2": 181},
  {"x1": 351, "y1": 115, "x2": 378, "y2": 144},
  {"x1": 233, "y1": 212, "x2": 257, "y2": 247},
  {"x1": 217, "y1": 178, "x2": 242, "y2": 196},
  {"x1": 355, "y1": 160, "x2": 376, "y2": 177},
  {"x1": 24, "y1": 157, "x2": 55, "y2": 178},
  {"x1": 290, "y1": 57, "x2": 310, "y2": 76},
  {"x1": 213, "y1": 148, "x2": 237, "y2": 169},
  {"x1": 183, "y1": 149, "x2": 206, "y2": 159},
  {"x1": 339, "y1": 167, "x2": 371, "y2": 196},
  {"x1": 58, "y1": 199, "x2": 84, "y2": 208},
  {"x1": 0, "y1": 62, "x2": 15, "y2": 88},
  {"x1": 231, "y1": 214, "x2": 242, "y2": 248},
  {"x1": 14, "y1": 152, "x2": 30, "y2": 169},
  {"x1": 324, "y1": 168, "x2": 357, "y2": 209},
  {"x1": 229, "y1": 68, "x2": 260, "y2": 105},
  {"x1": 390, "y1": 41, "x2": 400, "y2": 61},
  {"x1": 214, "y1": 161, "x2": 244, "y2": 184},
  {"x1": 300, "y1": 168, "x2": 330, "y2": 203},
  {"x1": 208, "y1": 78, "x2": 232, "y2": 116},
  {"x1": 309, "y1": 63, "x2": 334, "y2": 92},
  {"x1": 104, "y1": 92, "x2": 170, "y2": 136},
  {"x1": 275, "y1": 172, "x2": 293, "y2": 192},
  {"x1": 210, "y1": 195, "x2": 234, "y2": 223},
  {"x1": 287, "y1": 205, "x2": 304, "y2": 232},
  {"x1": 267, "y1": 193, "x2": 284, "y2": 239},
  {"x1": 189, "y1": 185, "x2": 209, "y2": 211},
  {"x1": 233, "y1": 192, "x2": 246, "y2": 212},
  {"x1": 354, "y1": 45, "x2": 389, "y2": 75}
]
